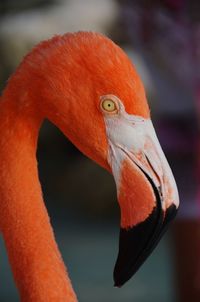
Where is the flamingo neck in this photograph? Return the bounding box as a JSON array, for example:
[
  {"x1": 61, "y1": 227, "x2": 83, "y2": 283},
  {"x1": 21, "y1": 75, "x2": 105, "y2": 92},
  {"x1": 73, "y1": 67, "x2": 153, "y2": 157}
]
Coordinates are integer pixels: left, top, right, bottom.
[{"x1": 0, "y1": 97, "x2": 77, "y2": 302}]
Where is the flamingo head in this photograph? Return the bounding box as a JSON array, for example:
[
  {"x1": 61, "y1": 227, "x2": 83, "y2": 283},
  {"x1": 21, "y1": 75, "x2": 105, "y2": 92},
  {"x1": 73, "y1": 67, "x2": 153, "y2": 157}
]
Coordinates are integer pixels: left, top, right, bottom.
[{"x1": 13, "y1": 32, "x2": 179, "y2": 286}]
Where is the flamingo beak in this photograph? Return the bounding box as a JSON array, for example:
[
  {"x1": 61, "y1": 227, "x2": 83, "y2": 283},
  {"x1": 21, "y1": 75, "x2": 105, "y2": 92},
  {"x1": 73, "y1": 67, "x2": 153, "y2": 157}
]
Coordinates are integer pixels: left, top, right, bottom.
[{"x1": 104, "y1": 113, "x2": 179, "y2": 287}]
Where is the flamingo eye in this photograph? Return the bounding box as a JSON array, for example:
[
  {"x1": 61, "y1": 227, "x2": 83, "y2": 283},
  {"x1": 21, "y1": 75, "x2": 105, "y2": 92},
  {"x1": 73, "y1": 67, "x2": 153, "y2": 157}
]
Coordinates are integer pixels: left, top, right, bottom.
[{"x1": 100, "y1": 97, "x2": 119, "y2": 114}]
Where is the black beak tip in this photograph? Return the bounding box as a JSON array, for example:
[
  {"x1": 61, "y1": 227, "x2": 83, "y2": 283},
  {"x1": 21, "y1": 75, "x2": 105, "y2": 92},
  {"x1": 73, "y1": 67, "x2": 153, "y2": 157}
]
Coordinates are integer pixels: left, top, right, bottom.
[
  {"x1": 114, "y1": 282, "x2": 121, "y2": 288},
  {"x1": 113, "y1": 204, "x2": 178, "y2": 287}
]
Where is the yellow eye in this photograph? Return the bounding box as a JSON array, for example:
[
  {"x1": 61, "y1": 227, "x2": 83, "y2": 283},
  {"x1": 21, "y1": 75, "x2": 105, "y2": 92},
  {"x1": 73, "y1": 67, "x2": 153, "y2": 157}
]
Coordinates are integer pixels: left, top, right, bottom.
[{"x1": 100, "y1": 98, "x2": 118, "y2": 114}]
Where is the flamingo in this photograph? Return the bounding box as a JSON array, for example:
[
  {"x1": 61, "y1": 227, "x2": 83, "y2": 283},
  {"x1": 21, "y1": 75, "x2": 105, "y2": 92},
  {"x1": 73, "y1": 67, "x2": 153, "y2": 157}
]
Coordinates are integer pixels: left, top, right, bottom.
[{"x1": 0, "y1": 32, "x2": 179, "y2": 302}]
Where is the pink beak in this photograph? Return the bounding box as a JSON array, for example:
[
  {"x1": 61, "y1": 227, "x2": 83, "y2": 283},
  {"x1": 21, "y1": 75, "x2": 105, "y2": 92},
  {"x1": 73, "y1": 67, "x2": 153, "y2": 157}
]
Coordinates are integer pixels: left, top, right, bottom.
[{"x1": 104, "y1": 112, "x2": 179, "y2": 286}]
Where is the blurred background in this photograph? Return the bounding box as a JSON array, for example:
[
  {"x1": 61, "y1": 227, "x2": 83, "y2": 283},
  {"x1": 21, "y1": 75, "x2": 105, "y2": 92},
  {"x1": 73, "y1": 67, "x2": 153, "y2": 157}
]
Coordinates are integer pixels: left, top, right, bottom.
[{"x1": 0, "y1": 0, "x2": 200, "y2": 301}]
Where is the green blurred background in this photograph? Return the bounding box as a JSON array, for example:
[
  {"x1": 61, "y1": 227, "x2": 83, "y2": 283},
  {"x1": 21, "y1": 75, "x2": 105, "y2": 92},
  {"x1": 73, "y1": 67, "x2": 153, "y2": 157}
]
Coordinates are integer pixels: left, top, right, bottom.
[{"x1": 0, "y1": 0, "x2": 200, "y2": 301}]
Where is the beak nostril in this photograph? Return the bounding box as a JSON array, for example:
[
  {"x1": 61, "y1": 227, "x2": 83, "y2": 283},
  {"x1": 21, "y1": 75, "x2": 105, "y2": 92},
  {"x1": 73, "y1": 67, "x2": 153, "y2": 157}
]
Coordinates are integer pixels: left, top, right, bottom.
[
  {"x1": 145, "y1": 154, "x2": 161, "y2": 185},
  {"x1": 158, "y1": 186, "x2": 163, "y2": 199}
]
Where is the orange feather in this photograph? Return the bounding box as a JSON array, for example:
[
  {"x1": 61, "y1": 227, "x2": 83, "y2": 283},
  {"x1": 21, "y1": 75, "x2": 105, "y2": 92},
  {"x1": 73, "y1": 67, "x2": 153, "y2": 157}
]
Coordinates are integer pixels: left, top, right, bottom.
[{"x1": 0, "y1": 32, "x2": 150, "y2": 301}]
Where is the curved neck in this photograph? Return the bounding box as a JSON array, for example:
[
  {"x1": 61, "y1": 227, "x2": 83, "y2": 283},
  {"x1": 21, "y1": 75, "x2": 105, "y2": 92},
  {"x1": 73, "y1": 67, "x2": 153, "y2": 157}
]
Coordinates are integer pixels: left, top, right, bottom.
[{"x1": 0, "y1": 97, "x2": 77, "y2": 301}]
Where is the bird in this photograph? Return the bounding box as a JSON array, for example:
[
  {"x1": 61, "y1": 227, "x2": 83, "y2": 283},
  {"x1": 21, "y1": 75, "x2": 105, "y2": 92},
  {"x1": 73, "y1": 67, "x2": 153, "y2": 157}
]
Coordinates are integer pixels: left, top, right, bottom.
[{"x1": 0, "y1": 32, "x2": 179, "y2": 302}]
